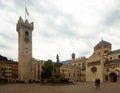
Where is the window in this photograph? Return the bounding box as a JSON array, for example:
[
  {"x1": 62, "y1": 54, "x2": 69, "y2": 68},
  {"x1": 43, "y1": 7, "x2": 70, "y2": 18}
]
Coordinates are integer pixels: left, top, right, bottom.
[
  {"x1": 25, "y1": 31, "x2": 29, "y2": 36},
  {"x1": 106, "y1": 69, "x2": 109, "y2": 72},
  {"x1": 104, "y1": 50, "x2": 108, "y2": 53},
  {"x1": 110, "y1": 57, "x2": 112, "y2": 60}
]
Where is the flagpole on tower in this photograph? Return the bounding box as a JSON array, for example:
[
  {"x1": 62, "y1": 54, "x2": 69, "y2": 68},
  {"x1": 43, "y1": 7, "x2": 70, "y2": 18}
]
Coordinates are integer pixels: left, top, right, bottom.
[
  {"x1": 25, "y1": 6, "x2": 29, "y2": 20},
  {"x1": 25, "y1": 0, "x2": 26, "y2": 20},
  {"x1": 24, "y1": 0, "x2": 29, "y2": 20},
  {"x1": 25, "y1": 6, "x2": 26, "y2": 20}
]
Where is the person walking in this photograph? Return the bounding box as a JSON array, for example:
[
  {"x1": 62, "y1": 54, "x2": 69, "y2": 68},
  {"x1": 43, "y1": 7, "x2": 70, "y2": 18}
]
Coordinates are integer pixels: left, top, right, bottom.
[
  {"x1": 97, "y1": 78, "x2": 101, "y2": 88},
  {"x1": 95, "y1": 78, "x2": 98, "y2": 88}
]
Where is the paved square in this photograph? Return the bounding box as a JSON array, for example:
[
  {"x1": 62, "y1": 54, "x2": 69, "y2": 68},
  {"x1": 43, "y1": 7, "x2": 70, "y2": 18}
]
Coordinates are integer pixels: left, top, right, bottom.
[{"x1": 0, "y1": 82, "x2": 120, "y2": 93}]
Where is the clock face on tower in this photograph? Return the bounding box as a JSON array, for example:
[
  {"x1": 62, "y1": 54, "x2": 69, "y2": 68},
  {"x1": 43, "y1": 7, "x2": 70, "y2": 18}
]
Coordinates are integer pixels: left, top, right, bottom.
[{"x1": 24, "y1": 37, "x2": 29, "y2": 43}]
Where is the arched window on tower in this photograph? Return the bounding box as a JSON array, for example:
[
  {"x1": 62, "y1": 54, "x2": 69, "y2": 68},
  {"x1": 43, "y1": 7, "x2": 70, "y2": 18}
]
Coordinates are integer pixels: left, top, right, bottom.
[{"x1": 25, "y1": 31, "x2": 29, "y2": 36}]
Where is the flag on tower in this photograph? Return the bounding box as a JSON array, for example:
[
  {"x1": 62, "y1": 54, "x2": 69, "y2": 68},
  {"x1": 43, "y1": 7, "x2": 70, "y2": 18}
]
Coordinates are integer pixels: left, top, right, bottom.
[{"x1": 25, "y1": 7, "x2": 29, "y2": 16}]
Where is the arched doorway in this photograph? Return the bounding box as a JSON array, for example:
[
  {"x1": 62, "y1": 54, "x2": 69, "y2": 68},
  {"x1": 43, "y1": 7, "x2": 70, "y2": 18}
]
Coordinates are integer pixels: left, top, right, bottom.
[{"x1": 109, "y1": 73, "x2": 117, "y2": 82}]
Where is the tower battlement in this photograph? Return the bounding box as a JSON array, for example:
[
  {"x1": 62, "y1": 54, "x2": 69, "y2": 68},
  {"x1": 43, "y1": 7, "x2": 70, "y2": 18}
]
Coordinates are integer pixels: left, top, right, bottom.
[{"x1": 17, "y1": 16, "x2": 34, "y2": 32}]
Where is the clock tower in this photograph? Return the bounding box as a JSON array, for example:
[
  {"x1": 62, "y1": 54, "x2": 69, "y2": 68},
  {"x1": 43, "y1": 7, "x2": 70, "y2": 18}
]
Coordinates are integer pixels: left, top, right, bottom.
[{"x1": 16, "y1": 16, "x2": 34, "y2": 82}]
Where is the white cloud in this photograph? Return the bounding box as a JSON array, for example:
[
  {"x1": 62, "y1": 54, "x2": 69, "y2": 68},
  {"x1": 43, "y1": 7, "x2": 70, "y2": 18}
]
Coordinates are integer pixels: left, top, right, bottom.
[{"x1": 0, "y1": 0, "x2": 120, "y2": 61}]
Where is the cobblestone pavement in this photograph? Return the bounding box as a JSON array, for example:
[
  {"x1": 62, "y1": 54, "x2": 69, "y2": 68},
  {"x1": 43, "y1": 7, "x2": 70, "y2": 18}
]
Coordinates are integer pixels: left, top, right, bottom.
[{"x1": 0, "y1": 82, "x2": 120, "y2": 93}]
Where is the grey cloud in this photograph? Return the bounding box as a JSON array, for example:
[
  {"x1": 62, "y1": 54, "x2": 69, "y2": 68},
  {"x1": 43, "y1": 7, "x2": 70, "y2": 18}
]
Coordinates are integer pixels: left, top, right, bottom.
[
  {"x1": 104, "y1": 9, "x2": 120, "y2": 26},
  {"x1": 13, "y1": 0, "x2": 34, "y2": 7},
  {"x1": 41, "y1": 15, "x2": 80, "y2": 38},
  {"x1": 0, "y1": 44, "x2": 10, "y2": 49},
  {"x1": 0, "y1": 1, "x2": 15, "y2": 11},
  {"x1": 38, "y1": 13, "x2": 101, "y2": 45},
  {"x1": 0, "y1": 0, "x2": 32, "y2": 13},
  {"x1": 31, "y1": 0, "x2": 62, "y2": 16},
  {"x1": 2, "y1": 0, "x2": 120, "y2": 61},
  {"x1": 0, "y1": 32, "x2": 17, "y2": 43},
  {"x1": 24, "y1": 0, "x2": 82, "y2": 41},
  {"x1": 0, "y1": 1, "x2": 5, "y2": 8},
  {"x1": 79, "y1": 50, "x2": 91, "y2": 57},
  {"x1": 103, "y1": 0, "x2": 120, "y2": 27}
]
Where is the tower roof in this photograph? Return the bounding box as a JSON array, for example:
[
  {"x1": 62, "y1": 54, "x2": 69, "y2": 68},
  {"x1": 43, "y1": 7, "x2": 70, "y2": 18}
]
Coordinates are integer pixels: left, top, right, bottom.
[{"x1": 94, "y1": 40, "x2": 111, "y2": 47}]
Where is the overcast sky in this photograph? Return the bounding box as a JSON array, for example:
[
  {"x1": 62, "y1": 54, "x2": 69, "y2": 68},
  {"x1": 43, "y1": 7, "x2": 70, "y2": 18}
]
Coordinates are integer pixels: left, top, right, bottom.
[{"x1": 0, "y1": 0, "x2": 120, "y2": 62}]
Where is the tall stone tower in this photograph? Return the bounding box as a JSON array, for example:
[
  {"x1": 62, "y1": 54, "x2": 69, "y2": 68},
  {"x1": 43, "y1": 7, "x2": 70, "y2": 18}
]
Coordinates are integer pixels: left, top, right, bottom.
[{"x1": 16, "y1": 16, "x2": 34, "y2": 82}]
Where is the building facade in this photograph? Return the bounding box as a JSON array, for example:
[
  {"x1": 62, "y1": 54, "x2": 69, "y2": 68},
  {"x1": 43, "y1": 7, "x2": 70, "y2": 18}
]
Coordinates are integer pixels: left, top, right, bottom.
[
  {"x1": 60, "y1": 40, "x2": 120, "y2": 83},
  {"x1": 86, "y1": 40, "x2": 120, "y2": 82},
  {"x1": 32, "y1": 58, "x2": 44, "y2": 82},
  {"x1": 60, "y1": 53, "x2": 86, "y2": 82},
  {"x1": 105, "y1": 49, "x2": 120, "y2": 82},
  {"x1": 11, "y1": 62, "x2": 18, "y2": 82},
  {"x1": 0, "y1": 59, "x2": 18, "y2": 82}
]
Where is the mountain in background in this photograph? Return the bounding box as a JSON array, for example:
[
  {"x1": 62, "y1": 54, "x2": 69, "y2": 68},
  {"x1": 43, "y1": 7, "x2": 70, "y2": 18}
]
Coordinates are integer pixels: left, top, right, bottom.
[{"x1": 61, "y1": 60, "x2": 69, "y2": 64}]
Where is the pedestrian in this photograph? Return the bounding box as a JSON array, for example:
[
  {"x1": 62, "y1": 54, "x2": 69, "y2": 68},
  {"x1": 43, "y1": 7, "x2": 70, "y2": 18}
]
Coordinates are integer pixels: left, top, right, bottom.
[
  {"x1": 95, "y1": 79, "x2": 97, "y2": 86},
  {"x1": 95, "y1": 78, "x2": 98, "y2": 88},
  {"x1": 98, "y1": 78, "x2": 100, "y2": 88}
]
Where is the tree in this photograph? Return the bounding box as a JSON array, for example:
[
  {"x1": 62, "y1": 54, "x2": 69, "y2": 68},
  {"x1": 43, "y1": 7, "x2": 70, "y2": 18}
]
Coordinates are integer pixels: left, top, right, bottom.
[{"x1": 41, "y1": 60, "x2": 54, "y2": 79}]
